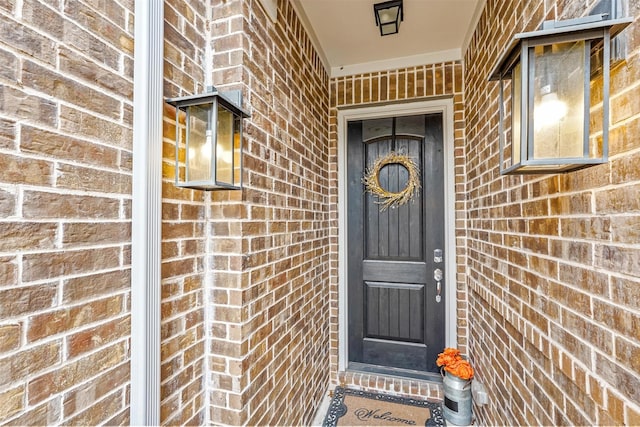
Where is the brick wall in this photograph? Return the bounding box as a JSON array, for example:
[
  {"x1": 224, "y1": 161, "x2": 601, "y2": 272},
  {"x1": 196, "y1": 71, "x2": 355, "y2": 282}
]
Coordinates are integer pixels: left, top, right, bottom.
[
  {"x1": 207, "y1": 0, "x2": 331, "y2": 424},
  {"x1": 10, "y1": 0, "x2": 639, "y2": 425},
  {"x1": 0, "y1": 0, "x2": 212, "y2": 424},
  {"x1": 161, "y1": 0, "x2": 208, "y2": 425},
  {"x1": 0, "y1": 0, "x2": 133, "y2": 424},
  {"x1": 465, "y1": 0, "x2": 640, "y2": 425},
  {"x1": 328, "y1": 63, "x2": 467, "y2": 400}
]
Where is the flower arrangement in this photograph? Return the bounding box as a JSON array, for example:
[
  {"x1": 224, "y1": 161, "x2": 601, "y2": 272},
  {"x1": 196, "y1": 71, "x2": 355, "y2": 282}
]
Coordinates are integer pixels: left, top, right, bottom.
[{"x1": 436, "y1": 347, "x2": 474, "y2": 380}]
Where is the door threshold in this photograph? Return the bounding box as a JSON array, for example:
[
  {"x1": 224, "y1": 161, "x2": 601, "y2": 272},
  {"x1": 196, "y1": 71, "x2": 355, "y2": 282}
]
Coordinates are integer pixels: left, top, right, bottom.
[{"x1": 347, "y1": 362, "x2": 443, "y2": 383}]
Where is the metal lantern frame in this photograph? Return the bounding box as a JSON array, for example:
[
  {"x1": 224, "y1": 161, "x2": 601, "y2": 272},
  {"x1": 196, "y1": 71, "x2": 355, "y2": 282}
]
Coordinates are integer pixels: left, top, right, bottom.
[
  {"x1": 166, "y1": 87, "x2": 250, "y2": 190},
  {"x1": 374, "y1": 0, "x2": 403, "y2": 36},
  {"x1": 489, "y1": 14, "x2": 632, "y2": 175}
]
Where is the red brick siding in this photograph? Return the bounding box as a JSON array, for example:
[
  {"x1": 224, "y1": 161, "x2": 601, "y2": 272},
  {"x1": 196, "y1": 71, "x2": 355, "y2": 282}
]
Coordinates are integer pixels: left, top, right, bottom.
[
  {"x1": 465, "y1": 1, "x2": 640, "y2": 425},
  {"x1": 0, "y1": 0, "x2": 133, "y2": 424},
  {"x1": 161, "y1": 0, "x2": 208, "y2": 425},
  {"x1": 207, "y1": 0, "x2": 331, "y2": 425}
]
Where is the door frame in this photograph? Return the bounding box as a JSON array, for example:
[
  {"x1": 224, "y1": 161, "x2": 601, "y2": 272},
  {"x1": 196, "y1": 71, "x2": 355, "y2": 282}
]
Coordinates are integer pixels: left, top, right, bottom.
[{"x1": 337, "y1": 98, "x2": 457, "y2": 373}]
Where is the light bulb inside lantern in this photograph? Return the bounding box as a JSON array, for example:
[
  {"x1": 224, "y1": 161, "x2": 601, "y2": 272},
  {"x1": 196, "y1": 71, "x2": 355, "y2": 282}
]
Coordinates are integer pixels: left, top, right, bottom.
[
  {"x1": 201, "y1": 130, "x2": 212, "y2": 159},
  {"x1": 534, "y1": 92, "x2": 567, "y2": 130}
]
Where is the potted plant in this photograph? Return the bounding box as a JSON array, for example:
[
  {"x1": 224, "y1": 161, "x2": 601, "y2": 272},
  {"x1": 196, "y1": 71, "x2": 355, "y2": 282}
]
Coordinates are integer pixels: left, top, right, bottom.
[{"x1": 436, "y1": 348, "x2": 474, "y2": 425}]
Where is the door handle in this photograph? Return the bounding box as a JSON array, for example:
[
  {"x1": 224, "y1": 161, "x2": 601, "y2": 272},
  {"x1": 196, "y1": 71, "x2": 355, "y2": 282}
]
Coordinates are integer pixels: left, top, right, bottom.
[{"x1": 434, "y1": 268, "x2": 443, "y2": 303}]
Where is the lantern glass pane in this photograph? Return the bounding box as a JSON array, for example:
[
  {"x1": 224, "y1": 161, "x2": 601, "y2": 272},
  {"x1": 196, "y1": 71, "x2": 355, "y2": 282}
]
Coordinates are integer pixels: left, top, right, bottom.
[
  {"x1": 378, "y1": 5, "x2": 400, "y2": 24},
  {"x1": 380, "y1": 22, "x2": 398, "y2": 35},
  {"x1": 186, "y1": 105, "x2": 212, "y2": 182},
  {"x1": 216, "y1": 105, "x2": 234, "y2": 185},
  {"x1": 234, "y1": 116, "x2": 242, "y2": 184},
  {"x1": 512, "y1": 61, "x2": 522, "y2": 165},
  {"x1": 532, "y1": 40, "x2": 585, "y2": 159}
]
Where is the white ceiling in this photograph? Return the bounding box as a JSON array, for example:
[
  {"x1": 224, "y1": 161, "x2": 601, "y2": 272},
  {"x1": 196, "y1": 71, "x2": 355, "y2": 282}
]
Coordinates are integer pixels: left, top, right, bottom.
[{"x1": 292, "y1": 0, "x2": 485, "y2": 77}]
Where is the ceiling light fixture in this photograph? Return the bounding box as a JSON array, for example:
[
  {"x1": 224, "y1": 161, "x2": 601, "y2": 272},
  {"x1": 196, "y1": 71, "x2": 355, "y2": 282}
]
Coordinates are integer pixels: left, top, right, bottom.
[{"x1": 374, "y1": 0, "x2": 403, "y2": 36}]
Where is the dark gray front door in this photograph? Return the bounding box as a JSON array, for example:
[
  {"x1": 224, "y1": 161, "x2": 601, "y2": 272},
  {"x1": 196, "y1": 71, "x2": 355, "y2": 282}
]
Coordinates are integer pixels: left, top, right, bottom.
[{"x1": 347, "y1": 113, "x2": 445, "y2": 376}]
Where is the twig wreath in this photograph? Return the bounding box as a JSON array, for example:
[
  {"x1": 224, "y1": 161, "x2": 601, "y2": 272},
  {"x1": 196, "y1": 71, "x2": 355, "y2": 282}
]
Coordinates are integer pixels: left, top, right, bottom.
[{"x1": 362, "y1": 151, "x2": 421, "y2": 211}]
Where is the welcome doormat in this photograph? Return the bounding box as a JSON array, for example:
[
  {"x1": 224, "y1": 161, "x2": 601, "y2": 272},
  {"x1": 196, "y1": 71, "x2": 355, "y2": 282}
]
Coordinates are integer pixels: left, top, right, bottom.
[{"x1": 322, "y1": 387, "x2": 445, "y2": 426}]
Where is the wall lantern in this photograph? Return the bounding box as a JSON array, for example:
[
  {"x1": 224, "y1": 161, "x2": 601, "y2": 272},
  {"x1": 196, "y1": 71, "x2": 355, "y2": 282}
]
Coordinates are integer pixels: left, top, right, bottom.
[
  {"x1": 167, "y1": 87, "x2": 250, "y2": 190},
  {"x1": 374, "y1": 0, "x2": 403, "y2": 36},
  {"x1": 488, "y1": 14, "x2": 631, "y2": 174}
]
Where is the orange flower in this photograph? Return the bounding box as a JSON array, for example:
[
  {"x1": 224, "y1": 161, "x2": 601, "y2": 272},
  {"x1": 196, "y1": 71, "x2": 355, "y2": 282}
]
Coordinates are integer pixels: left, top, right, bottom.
[
  {"x1": 436, "y1": 347, "x2": 474, "y2": 380},
  {"x1": 444, "y1": 359, "x2": 474, "y2": 380},
  {"x1": 442, "y1": 347, "x2": 461, "y2": 357},
  {"x1": 436, "y1": 347, "x2": 462, "y2": 368}
]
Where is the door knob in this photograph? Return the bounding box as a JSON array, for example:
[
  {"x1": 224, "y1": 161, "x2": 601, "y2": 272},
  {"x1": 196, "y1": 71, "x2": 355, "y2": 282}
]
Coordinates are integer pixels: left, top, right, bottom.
[{"x1": 434, "y1": 268, "x2": 443, "y2": 281}]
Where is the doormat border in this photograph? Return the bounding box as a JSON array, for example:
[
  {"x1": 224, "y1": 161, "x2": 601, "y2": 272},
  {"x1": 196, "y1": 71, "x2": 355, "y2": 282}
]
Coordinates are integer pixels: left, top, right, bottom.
[{"x1": 322, "y1": 386, "x2": 445, "y2": 426}]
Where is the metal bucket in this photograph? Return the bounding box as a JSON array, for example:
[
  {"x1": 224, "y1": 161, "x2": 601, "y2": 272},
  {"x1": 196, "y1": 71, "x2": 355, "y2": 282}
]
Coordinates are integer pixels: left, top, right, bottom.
[{"x1": 442, "y1": 371, "x2": 472, "y2": 425}]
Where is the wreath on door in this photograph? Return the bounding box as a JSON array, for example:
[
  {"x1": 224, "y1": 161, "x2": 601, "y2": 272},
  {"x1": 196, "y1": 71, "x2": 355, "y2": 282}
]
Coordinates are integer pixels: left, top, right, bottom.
[{"x1": 362, "y1": 151, "x2": 421, "y2": 211}]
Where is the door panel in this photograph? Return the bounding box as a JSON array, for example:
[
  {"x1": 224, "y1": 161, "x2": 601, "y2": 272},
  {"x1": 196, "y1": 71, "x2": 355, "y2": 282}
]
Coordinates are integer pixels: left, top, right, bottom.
[
  {"x1": 365, "y1": 282, "x2": 424, "y2": 342},
  {"x1": 348, "y1": 113, "x2": 445, "y2": 374}
]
